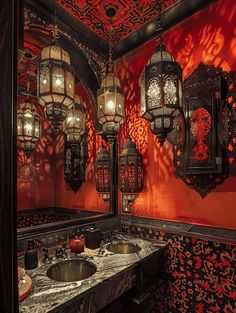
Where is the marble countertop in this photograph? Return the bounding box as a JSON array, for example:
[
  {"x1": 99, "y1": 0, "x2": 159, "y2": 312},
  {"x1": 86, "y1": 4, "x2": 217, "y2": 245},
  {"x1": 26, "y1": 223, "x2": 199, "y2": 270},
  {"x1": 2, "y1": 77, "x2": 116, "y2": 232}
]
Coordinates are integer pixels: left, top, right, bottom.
[{"x1": 19, "y1": 234, "x2": 166, "y2": 313}]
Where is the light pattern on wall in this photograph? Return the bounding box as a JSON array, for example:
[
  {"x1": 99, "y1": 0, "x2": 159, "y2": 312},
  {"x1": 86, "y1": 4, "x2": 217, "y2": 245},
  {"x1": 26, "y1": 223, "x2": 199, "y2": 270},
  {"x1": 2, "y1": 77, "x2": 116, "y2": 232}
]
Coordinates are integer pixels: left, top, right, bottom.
[{"x1": 117, "y1": 0, "x2": 236, "y2": 229}]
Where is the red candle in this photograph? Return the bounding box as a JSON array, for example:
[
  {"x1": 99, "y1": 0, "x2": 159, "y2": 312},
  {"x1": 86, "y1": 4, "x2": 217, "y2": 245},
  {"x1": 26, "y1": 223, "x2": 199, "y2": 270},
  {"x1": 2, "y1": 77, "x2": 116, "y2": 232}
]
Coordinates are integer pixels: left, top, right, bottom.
[{"x1": 70, "y1": 237, "x2": 84, "y2": 253}]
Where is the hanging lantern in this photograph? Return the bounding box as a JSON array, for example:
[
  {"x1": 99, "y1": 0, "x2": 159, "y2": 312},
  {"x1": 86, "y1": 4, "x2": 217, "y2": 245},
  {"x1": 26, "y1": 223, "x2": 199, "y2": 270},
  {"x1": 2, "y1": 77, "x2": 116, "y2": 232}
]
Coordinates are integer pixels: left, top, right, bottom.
[
  {"x1": 97, "y1": 73, "x2": 125, "y2": 138},
  {"x1": 141, "y1": 40, "x2": 183, "y2": 146},
  {"x1": 64, "y1": 94, "x2": 86, "y2": 145},
  {"x1": 95, "y1": 145, "x2": 111, "y2": 202},
  {"x1": 38, "y1": 26, "x2": 75, "y2": 132},
  {"x1": 119, "y1": 136, "x2": 143, "y2": 211},
  {"x1": 17, "y1": 100, "x2": 41, "y2": 157},
  {"x1": 97, "y1": 29, "x2": 124, "y2": 139}
]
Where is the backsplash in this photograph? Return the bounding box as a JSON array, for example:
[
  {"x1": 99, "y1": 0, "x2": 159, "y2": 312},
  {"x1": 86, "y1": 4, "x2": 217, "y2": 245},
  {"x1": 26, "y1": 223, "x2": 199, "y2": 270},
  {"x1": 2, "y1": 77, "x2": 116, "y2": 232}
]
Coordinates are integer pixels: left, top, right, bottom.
[
  {"x1": 17, "y1": 217, "x2": 121, "y2": 256},
  {"x1": 122, "y1": 221, "x2": 236, "y2": 313}
]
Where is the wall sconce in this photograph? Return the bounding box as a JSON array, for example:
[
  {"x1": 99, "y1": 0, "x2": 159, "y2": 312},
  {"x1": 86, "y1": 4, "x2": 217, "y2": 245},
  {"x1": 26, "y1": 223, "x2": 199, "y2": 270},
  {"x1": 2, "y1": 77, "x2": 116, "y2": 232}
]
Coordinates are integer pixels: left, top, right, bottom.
[
  {"x1": 64, "y1": 95, "x2": 87, "y2": 192},
  {"x1": 173, "y1": 63, "x2": 233, "y2": 197},
  {"x1": 17, "y1": 100, "x2": 41, "y2": 158},
  {"x1": 119, "y1": 136, "x2": 144, "y2": 213},
  {"x1": 38, "y1": 25, "x2": 75, "y2": 132},
  {"x1": 95, "y1": 145, "x2": 111, "y2": 202}
]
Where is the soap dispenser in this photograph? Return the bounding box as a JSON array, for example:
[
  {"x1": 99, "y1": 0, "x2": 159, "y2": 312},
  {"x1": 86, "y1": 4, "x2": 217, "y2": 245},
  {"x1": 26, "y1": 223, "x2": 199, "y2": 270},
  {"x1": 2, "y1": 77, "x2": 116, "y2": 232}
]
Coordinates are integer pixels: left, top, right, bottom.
[
  {"x1": 24, "y1": 239, "x2": 38, "y2": 269},
  {"x1": 85, "y1": 226, "x2": 101, "y2": 249}
]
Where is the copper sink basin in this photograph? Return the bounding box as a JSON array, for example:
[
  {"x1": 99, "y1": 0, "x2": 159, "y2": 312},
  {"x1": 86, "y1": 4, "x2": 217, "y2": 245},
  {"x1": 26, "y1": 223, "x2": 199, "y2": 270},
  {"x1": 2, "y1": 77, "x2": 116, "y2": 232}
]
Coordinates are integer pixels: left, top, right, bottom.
[
  {"x1": 47, "y1": 259, "x2": 97, "y2": 282},
  {"x1": 107, "y1": 242, "x2": 141, "y2": 254}
]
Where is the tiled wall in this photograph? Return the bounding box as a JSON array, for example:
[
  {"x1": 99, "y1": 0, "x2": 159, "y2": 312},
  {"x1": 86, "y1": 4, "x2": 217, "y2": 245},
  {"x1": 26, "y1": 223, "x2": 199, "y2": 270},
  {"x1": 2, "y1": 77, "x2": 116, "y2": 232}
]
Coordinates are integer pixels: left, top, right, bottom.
[{"x1": 122, "y1": 222, "x2": 236, "y2": 313}]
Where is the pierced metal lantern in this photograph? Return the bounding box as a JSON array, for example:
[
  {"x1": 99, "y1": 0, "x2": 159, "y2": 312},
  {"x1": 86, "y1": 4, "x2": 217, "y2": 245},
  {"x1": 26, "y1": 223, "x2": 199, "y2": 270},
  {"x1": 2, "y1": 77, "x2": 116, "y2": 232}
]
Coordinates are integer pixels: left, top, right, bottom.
[
  {"x1": 97, "y1": 73, "x2": 125, "y2": 138},
  {"x1": 17, "y1": 100, "x2": 41, "y2": 157},
  {"x1": 38, "y1": 43, "x2": 75, "y2": 131},
  {"x1": 95, "y1": 145, "x2": 111, "y2": 202},
  {"x1": 141, "y1": 41, "x2": 182, "y2": 146},
  {"x1": 119, "y1": 136, "x2": 143, "y2": 194},
  {"x1": 64, "y1": 94, "x2": 86, "y2": 145}
]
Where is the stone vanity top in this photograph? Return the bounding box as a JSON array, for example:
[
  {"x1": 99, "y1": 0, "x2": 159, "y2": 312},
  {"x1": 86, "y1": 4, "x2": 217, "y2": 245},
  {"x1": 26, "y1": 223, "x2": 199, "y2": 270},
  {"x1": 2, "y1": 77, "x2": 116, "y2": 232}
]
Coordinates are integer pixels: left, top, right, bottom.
[{"x1": 19, "y1": 234, "x2": 166, "y2": 313}]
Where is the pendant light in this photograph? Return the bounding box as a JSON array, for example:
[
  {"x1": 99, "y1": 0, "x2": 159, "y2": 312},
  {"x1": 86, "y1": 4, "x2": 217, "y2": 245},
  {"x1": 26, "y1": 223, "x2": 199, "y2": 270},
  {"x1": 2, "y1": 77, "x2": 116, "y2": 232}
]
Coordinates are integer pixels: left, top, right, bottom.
[
  {"x1": 97, "y1": 29, "x2": 125, "y2": 141},
  {"x1": 64, "y1": 94, "x2": 86, "y2": 145},
  {"x1": 17, "y1": 55, "x2": 41, "y2": 158},
  {"x1": 37, "y1": 1, "x2": 75, "y2": 132},
  {"x1": 140, "y1": 0, "x2": 183, "y2": 146},
  {"x1": 119, "y1": 136, "x2": 144, "y2": 212},
  {"x1": 95, "y1": 145, "x2": 111, "y2": 202}
]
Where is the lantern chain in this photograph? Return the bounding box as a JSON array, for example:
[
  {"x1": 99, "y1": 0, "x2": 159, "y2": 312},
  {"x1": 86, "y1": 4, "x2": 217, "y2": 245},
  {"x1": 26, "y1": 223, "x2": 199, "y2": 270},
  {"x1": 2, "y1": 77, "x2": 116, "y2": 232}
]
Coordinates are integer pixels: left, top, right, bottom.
[
  {"x1": 51, "y1": 0, "x2": 59, "y2": 43},
  {"x1": 156, "y1": 0, "x2": 163, "y2": 44},
  {"x1": 108, "y1": 27, "x2": 114, "y2": 73},
  {"x1": 26, "y1": 55, "x2": 32, "y2": 98}
]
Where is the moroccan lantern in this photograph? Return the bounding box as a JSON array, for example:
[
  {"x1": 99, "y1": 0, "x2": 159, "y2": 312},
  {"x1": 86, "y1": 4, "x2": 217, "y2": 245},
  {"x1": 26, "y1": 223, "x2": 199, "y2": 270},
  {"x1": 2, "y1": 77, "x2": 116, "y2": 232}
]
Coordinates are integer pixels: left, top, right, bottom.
[
  {"x1": 119, "y1": 136, "x2": 143, "y2": 208},
  {"x1": 97, "y1": 73, "x2": 125, "y2": 138},
  {"x1": 64, "y1": 94, "x2": 86, "y2": 145},
  {"x1": 141, "y1": 39, "x2": 182, "y2": 146},
  {"x1": 97, "y1": 31, "x2": 124, "y2": 139},
  {"x1": 95, "y1": 145, "x2": 111, "y2": 202},
  {"x1": 38, "y1": 25, "x2": 75, "y2": 132},
  {"x1": 17, "y1": 100, "x2": 41, "y2": 158}
]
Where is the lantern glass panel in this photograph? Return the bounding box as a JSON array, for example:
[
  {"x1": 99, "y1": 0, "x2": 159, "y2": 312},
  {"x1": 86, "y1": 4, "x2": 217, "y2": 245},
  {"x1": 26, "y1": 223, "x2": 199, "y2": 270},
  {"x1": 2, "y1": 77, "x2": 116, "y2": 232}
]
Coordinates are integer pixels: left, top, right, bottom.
[
  {"x1": 105, "y1": 92, "x2": 116, "y2": 115},
  {"x1": 66, "y1": 71, "x2": 74, "y2": 99},
  {"x1": 147, "y1": 77, "x2": 161, "y2": 109},
  {"x1": 24, "y1": 112, "x2": 34, "y2": 137},
  {"x1": 164, "y1": 76, "x2": 177, "y2": 105},
  {"x1": 17, "y1": 115, "x2": 23, "y2": 137},
  {"x1": 39, "y1": 67, "x2": 50, "y2": 94},
  {"x1": 52, "y1": 67, "x2": 65, "y2": 93}
]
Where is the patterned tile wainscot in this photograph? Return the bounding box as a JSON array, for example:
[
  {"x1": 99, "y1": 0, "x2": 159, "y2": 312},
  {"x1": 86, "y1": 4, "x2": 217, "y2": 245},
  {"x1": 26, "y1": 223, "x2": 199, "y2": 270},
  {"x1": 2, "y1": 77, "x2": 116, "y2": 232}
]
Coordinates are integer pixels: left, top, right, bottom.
[{"x1": 122, "y1": 219, "x2": 236, "y2": 313}]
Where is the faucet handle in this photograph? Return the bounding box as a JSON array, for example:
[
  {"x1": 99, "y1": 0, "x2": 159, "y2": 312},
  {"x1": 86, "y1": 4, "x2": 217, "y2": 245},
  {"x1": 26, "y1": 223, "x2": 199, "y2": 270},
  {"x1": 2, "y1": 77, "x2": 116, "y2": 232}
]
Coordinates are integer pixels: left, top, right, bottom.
[{"x1": 42, "y1": 246, "x2": 49, "y2": 261}]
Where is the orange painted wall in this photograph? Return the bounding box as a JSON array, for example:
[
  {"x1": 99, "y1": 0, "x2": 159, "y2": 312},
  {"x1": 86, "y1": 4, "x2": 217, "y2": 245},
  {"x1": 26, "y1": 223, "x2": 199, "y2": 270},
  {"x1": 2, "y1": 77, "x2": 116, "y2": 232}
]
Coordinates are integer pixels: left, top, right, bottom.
[
  {"x1": 17, "y1": 85, "x2": 109, "y2": 213},
  {"x1": 17, "y1": 98, "x2": 55, "y2": 210},
  {"x1": 116, "y1": 0, "x2": 236, "y2": 229}
]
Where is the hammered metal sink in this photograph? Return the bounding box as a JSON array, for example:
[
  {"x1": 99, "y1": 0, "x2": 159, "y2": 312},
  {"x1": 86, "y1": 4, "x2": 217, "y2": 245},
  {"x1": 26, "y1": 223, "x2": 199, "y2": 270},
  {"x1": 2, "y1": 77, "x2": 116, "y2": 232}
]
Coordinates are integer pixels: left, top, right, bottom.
[
  {"x1": 107, "y1": 242, "x2": 141, "y2": 254},
  {"x1": 47, "y1": 259, "x2": 97, "y2": 282}
]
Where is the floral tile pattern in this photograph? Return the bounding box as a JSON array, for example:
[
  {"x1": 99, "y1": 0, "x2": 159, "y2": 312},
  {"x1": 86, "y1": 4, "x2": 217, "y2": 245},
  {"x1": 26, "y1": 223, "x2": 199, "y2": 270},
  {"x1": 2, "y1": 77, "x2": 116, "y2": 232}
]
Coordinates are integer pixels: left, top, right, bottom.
[{"x1": 122, "y1": 223, "x2": 236, "y2": 313}]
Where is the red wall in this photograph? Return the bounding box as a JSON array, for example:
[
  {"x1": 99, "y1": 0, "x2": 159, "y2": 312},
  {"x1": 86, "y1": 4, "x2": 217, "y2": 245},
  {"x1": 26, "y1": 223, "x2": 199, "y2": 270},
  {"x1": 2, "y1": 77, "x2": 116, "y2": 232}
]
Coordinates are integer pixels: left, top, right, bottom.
[
  {"x1": 116, "y1": 0, "x2": 236, "y2": 229},
  {"x1": 17, "y1": 99, "x2": 55, "y2": 210},
  {"x1": 17, "y1": 85, "x2": 108, "y2": 213},
  {"x1": 54, "y1": 84, "x2": 109, "y2": 213}
]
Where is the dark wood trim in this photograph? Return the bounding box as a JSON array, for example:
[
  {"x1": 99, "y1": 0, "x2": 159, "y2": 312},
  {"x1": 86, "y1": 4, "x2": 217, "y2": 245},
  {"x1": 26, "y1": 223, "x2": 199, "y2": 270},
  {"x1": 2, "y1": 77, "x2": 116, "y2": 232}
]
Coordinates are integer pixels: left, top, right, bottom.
[
  {"x1": 113, "y1": 0, "x2": 217, "y2": 59},
  {"x1": 24, "y1": 0, "x2": 108, "y2": 58},
  {"x1": 121, "y1": 216, "x2": 236, "y2": 245},
  {"x1": 17, "y1": 212, "x2": 115, "y2": 241},
  {"x1": 0, "y1": 0, "x2": 18, "y2": 312}
]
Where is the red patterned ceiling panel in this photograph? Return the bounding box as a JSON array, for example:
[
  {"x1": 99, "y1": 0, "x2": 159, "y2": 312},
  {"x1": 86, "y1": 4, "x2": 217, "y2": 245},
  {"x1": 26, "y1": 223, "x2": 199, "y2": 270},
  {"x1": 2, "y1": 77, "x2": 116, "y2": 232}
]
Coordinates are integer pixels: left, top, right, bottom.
[{"x1": 57, "y1": 0, "x2": 180, "y2": 42}]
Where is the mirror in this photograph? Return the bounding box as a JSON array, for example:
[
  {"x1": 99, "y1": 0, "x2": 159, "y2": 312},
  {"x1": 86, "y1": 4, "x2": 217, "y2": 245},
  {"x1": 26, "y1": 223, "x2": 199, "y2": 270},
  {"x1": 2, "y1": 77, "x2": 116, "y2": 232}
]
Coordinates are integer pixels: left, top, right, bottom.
[{"x1": 17, "y1": 0, "x2": 113, "y2": 239}]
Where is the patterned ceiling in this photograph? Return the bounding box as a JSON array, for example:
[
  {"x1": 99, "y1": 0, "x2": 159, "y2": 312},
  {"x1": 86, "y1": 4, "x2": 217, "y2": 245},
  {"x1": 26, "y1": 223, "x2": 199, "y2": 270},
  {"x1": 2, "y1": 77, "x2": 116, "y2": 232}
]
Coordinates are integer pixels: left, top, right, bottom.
[{"x1": 57, "y1": 0, "x2": 180, "y2": 42}]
